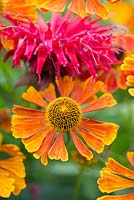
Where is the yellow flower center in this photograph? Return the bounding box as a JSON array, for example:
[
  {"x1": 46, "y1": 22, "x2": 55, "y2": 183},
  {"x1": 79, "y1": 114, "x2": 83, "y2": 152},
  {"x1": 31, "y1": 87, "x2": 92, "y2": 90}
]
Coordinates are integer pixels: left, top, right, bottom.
[{"x1": 46, "y1": 97, "x2": 82, "y2": 131}]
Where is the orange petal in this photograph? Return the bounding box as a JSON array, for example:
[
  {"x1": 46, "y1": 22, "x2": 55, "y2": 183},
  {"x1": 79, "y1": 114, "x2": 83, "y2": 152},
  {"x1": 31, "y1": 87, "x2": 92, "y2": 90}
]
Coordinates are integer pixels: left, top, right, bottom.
[
  {"x1": 0, "y1": 169, "x2": 14, "y2": 198},
  {"x1": 76, "y1": 126, "x2": 104, "y2": 153},
  {"x1": 70, "y1": 79, "x2": 85, "y2": 102},
  {"x1": 12, "y1": 106, "x2": 47, "y2": 138},
  {"x1": 12, "y1": 116, "x2": 47, "y2": 138},
  {"x1": 22, "y1": 128, "x2": 50, "y2": 152},
  {"x1": 102, "y1": 69, "x2": 118, "y2": 92},
  {"x1": 0, "y1": 134, "x2": 3, "y2": 145},
  {"x1": 36, "y1": 0, "x2": 67, "y2": 12},
  {"x1": 127, "y1": 152, "x2": 134, "y2": 167},
  {"x1": 12, "y1": 175, "x2": 26, "y2": 196},
  {"x1": 0, "y1": 109, "x2": 11, "y2": 132},
  {"x1": 105, "y1": 158, "x2": 134, "y2": 179},
  {"x1": 0, "y1": 35, "x2": 14, "y2": 51},
  {"x1": 97, "y1": 193, "x2": 134, "y2": 200},
  {"x1": 0, "y1": 144, "x2": 24, "y2": 158},
  {"x1": 71, "y1": 78, "x2": 103, "y2": 104},
  {"x1": 56, "y1": 76, "x2": 75, "y2": 97},
  {"x1": 39, "y1": 83, "x2": 56, "y2": 102},
  {"x1": 98, "y1": 170, "x2": 134, "y2": 193},
  {"x1": 70, "y1": 130, "x2": 93, "y2": 160},
  {"x1": 86, "y1": 0, "x2": 109, "y2": 19},
  {"x1": 4, "y1": 0, "x2": 37, "y2": 22},
  {"x1": 80, "y1": 79, "x2": 104, "y2": 104},
  {"x1": 0, "y1": 156, "x2": 26, "y2": 178},
  {"x1": 128, "y1": 88, "x2": 134, "y2": 96},
  {"x1": 117, "y1": 69, "x2": 127, "y2": 89},
  {"x1": 107, "y1": 0, "x2": 122, "y2": 3},
  {"x1": 48, "y1": 132, "x2": 68, "y2": 161},
  {"x1": 121, "y1": 55, "x2": 134, "y2": 71},
  {"x1": 33, "y1": 130, "x2": 55, "y2": 165},
  {"x1": 22, "y1": 86, "x2": 47, "y2": 108},
  {"x1": 80, "y1": 118, "x2": 119, "y2": 145},
  {"x1": 126, "y1": 76, "x2": 134, "y2": 86},
  {"x1": 12, "y1": 105, "x2": 45, "y2": 117},
  {"x1": 68, "y1": 0, "x2": 88, "y2": 18},
  {"x1": 82, "y1": 93, "x2": 117, "y2": 113}
]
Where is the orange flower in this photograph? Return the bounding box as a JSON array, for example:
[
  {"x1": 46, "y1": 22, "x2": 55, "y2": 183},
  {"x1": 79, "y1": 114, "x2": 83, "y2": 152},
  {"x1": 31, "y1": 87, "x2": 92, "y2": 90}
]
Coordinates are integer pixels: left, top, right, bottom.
[
  {"x1": 106, "y1": 1, "x2": 134, "y2": 33},
  {"x1": 121, "y1": 55, "x2": 134, "y2": 96},
  {"x1": 0, "y1": 134, "x2": 26, "y2": 198},
  {"x1": 0, "y1": 0, "x2": 37, "y2": 21},
  {"x1": 0, "y1": 109, "x2": 11, "y2": 131},
  {"x1": 33, "y1": 0, "x2": 121, "y2": 19},
  {"x1": 11, "y1": 76, "x2": 119, "y2": 165},
  {"x1": 97, "y1": 152, "x2": 134, "y2": 200}
]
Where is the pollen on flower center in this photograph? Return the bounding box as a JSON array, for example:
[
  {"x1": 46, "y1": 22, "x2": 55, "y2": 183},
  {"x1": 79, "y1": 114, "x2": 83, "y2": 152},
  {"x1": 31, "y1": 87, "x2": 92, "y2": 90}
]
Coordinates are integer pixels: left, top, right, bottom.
[{"x1": 46, "y1": 97, "x2": 82, "y2": 131}]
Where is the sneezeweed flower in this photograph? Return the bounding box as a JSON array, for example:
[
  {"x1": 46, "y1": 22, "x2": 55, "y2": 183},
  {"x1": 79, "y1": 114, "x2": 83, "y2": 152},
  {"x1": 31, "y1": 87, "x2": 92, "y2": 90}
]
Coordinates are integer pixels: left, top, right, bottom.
[
  {"x1": 33, "y1": 0, "x2": 122, "y2": 19},
  {"x1": 0, "y1": 13, "x2": 118, "y2": 83},
  {"x1": 0, "y1": 0, "x2": 37, "y2": 22},
  {"x1": 121, "y1": 55, "x2": 134, "y2": 96},
  {"x1": 97, "y1": 152, "x2": 134, "y2": 200},
  {"x1": 11, "y1": 76, "x2": 119, "y2": 165},
  {"x1": 0, "y1": 109, "x2": 11, "y2": 132},
  {"x1": 0, "y1": 134, "x2": 26, "y2": 198}
]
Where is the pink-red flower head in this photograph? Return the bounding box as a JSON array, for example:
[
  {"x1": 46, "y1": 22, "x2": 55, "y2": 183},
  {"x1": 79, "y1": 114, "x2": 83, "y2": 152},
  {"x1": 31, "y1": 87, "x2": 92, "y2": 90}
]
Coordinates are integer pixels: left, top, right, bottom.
[{"x1": 0, "y1": 13, "x2": 118, "y2": 82}]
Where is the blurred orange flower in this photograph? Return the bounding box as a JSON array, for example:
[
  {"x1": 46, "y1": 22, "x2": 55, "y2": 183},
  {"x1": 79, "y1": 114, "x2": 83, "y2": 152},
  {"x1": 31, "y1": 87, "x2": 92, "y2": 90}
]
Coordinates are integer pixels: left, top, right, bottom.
[
  {"x1": 97, "y1": 152, "x2": 134, "y2": 200},
  {"x1": 0, "y1": 134, "x2": 26, "y2": 198},
  {"x1": 71, "y1": 150, "x2": 98, "y2": 166},
  {"x1": 121, "y1": 55, "x2": 134, "y2": 96},
  {"x1": 0, "y1": 109, "x2": 11, "y2": 131},
  {"x1": 107, "y1": 1, "x2": 134, "y2": 33},
  {"x1": 12, "y1": 76, "x2": 119, "y2": 165},
  {"x1": 33, "y1": 0, "x2": 121, "y2": 19},
  {"x1": 0, "y1": 0, "x2": 37, "y2": 21}
]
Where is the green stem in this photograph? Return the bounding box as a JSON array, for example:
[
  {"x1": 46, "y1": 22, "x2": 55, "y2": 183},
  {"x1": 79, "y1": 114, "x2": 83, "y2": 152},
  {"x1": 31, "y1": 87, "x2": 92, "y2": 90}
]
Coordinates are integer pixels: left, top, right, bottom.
[
  {"x1": 127, "y1": 98, "x2": 134, "y2": 150},
  {"x1": 73, "y1": 166, "x2": 85, "y2": 200}
]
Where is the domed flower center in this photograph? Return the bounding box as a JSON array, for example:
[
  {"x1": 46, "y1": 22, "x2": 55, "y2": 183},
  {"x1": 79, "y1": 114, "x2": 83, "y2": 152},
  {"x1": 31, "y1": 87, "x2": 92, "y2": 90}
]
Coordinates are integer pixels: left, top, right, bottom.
[{"x1": 46, "y1": 97, "x2": 82, "y2": 131}]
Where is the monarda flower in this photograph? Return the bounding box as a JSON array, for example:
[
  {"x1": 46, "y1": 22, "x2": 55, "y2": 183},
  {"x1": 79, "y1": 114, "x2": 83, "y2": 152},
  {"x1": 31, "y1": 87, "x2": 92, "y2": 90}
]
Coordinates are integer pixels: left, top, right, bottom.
[
  {"x1": 0, "y1": 13, "x2": 118, "y2": 82},
  {"x1": 0, "y1": 134, "x2": 26, "y2": 198},
  {"x1": 11, "y1": 76, "x2": 119, "y2": 165},
  {"x1": 121, "y1": 54, "x2": 134, "y2": 96},
  {"x1": 33, "y1": 0, "x2": 122, "y2": 19},
  {"x1": 97, "y1": 152, "x2": 134, "y2": 200}
]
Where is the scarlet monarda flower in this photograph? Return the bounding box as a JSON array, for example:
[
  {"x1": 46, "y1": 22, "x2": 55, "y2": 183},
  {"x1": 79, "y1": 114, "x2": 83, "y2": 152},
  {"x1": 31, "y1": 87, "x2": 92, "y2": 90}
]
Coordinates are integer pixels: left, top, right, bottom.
[
  {"x1": 11, "y1": 76, "x2": 119, "y2": 165},
  {"x1": 0, "y1": 13, "x2": 118, "y2": 81}
]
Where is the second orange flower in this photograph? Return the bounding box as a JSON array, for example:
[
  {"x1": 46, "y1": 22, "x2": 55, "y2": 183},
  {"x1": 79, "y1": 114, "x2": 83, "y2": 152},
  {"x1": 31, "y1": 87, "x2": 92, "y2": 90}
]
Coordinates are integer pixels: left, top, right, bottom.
[{"x1": 11, "y1": 76, "x2": 119, "y2": 165}]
